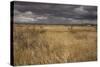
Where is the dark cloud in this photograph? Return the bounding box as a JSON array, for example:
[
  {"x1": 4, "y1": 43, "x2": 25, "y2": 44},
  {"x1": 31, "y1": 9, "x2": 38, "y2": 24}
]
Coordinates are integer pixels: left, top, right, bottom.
[{"x1": 13, "y1": 1, "x2": 97, "y2": 24}]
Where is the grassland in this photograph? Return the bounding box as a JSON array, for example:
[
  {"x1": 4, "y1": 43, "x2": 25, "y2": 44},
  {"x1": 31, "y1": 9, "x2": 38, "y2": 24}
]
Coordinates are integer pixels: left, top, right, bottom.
[{"x1": 13, "y1": 24, "x2": 97, "y2": 65}]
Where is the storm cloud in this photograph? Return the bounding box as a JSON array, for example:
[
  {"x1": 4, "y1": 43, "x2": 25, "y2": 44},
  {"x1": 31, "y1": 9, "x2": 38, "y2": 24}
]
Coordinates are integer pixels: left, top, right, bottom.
[{"x1": 12, "y1": 1, "x2": 97, "y2": 24}]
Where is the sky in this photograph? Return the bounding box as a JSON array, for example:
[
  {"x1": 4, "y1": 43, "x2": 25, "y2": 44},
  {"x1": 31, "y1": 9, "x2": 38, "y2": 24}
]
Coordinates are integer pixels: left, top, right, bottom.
[{"x1": 12, "y1": 1, "x2": 97, "y2": 24}]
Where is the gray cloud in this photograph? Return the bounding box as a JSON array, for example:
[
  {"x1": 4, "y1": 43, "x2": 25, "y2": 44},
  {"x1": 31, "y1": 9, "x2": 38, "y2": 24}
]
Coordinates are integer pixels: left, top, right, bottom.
[
  {"x1": 14, "y1": 16, "x2": 37, "y2": 23},
  {"x1": 14, "y1": 11, "x2": 49, "y2": 23},
  {"x1": 13, "y1": 1, "x2": 97, "y2": 24},
  {"x1": 74, "y1": 6, "x2": 89, "y2": 15}
]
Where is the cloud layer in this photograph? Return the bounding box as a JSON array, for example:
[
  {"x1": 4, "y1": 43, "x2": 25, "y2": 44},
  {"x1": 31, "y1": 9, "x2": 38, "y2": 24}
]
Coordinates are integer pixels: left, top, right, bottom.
[{"x1": 13, "y1": 1, "x2": 97, "y2": 24}]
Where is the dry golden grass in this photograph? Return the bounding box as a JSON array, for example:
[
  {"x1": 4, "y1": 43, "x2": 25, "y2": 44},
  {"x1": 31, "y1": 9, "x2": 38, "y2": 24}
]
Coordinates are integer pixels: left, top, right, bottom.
[{"x1": 13, "y1": 24, "x2": 97, "y2": 65}]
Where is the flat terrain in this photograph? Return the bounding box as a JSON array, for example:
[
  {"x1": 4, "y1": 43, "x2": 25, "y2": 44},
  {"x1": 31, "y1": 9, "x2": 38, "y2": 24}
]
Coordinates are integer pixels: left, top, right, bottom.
[{"x1": 13, "y1": 24, "x2": 97, "y2": 65}]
